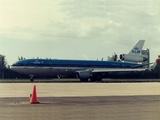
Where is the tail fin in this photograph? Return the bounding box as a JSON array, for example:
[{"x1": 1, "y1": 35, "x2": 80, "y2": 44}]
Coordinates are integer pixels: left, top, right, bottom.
[{"x1": 128, "y1": 40, "x2": 145, "y2": 55}]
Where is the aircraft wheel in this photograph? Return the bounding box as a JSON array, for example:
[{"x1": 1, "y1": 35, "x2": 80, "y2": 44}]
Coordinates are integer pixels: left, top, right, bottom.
[
  {"x1": 97, "y1": 78, "x2": 102, "y2": 82},
  {"x1": 80, "y1": 78, "x2": 88, "y2": 82},
  {"x1": 30, "y1": 78, "x2": 34, "y2": 82},
  {"x1": 30, "y1": 75, "x2": 34, "y2": 82},
  {"x1": 90, "y1": 75, "x2": 102, "y2": 82},
  {"x1": 90, "y1": 77, "x2": 96, "y2": 82}
]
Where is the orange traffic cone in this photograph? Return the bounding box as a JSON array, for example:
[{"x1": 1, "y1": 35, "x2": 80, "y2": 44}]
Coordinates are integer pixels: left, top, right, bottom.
[{"x1": 30, "y1": 85, "x2": 39, "y2": 104}]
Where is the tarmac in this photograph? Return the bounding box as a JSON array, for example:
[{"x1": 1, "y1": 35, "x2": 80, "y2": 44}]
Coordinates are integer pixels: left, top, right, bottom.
[{"x1": 1, "y1": 80, "x2": 160, "y2": 120}]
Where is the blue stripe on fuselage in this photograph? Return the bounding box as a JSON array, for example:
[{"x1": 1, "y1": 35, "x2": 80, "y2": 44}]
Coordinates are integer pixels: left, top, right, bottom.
[{"x1": 12, "y1": 59, "x2": 139, "y2": 68}]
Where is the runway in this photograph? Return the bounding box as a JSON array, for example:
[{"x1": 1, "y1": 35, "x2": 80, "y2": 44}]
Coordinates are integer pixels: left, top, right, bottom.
[
  {"x1": 1, "y1": 78, "x2": 160, "y2": 83},
  {"x1": 1, "y1": 82, "x2": 160, "y2": 120}
]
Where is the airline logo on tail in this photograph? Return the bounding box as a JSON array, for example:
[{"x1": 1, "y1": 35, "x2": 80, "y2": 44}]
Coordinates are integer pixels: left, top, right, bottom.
[
  {"x1": 131, "y1": 47, "x2": 141, "y2": 54},
  {"x1": 129, "y1": 40, "x2": 145, "y2": 55}
]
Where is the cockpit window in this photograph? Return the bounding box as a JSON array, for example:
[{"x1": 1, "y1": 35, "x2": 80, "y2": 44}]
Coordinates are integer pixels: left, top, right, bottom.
[
  {"x1": 13, "y1": 62, "x2": 18, "y2": 65},
  {"x1": 13, "y1": 62, "x2": 21, "y2": 66}
]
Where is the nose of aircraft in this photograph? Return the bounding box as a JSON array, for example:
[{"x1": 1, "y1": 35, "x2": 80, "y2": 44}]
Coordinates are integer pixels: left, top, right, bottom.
[
  {"x1": 10, "y1": 65, "x2": 15, "y2": 71},
  {"x1": 10, "y1": 65, "x2": 19, "y2": 72}
]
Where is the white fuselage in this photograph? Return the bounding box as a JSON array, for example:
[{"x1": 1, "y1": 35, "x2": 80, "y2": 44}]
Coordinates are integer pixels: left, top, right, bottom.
[{"x1": 11, "y1": 66, "x2": 86, "y2": 76}]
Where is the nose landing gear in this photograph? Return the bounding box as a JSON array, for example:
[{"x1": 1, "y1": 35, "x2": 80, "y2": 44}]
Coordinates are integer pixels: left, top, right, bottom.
[{"x1": 29, "y1": 75, "x2": 34, "y2": 82}]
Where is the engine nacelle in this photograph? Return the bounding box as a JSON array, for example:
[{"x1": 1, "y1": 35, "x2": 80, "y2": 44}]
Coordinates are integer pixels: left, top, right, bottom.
[
  {"x1": 120, "y1": 54, "x2": 147, "y2": 62},
  {"x1": 76, "y1": 71, "x2": 91, "y2": 79}
]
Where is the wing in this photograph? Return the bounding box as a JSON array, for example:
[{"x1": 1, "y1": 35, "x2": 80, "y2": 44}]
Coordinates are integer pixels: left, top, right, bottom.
[{"x1": 92, "y1": 68, "x2": 150, "y2": 73}]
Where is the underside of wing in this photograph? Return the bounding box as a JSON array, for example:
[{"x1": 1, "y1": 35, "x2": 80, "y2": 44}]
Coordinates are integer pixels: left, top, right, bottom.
[{"x1": 92, "y1": 68, "x2": 149, "y2": 73}]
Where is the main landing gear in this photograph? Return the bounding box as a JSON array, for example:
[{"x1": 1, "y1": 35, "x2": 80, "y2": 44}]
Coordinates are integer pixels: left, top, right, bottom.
[
  {"x1": 80, "y1": 75, "x2": 102, "y2": 82},
  {"x1": 90, "y1": 75, "x2": 102, "y2": 82},
  {"x1": 80, "y1": 78, "x2": 88, "y2": 82}
]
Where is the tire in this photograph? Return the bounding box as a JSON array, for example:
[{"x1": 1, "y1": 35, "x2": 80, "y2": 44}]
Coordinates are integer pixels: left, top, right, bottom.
[
  {"x1": 80, "y1": 78, "x2": 88, "y2": 82},
  {"x1": 30, "y1": 78, "x2": 34, "y2": 82}
]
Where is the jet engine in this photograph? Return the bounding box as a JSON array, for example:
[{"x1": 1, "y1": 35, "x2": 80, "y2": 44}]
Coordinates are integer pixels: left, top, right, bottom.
[
  {"x1": 120, "y1": 54, "x2": 147, "y2": 62},
  {"x1": 76, "y1": 71, "x2": 91, "y2": 79}
]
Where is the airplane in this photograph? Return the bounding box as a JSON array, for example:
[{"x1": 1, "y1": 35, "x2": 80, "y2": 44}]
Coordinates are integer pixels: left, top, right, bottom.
[{"x1": 10, "y1": 40, "x2": 150, "y2": 82}]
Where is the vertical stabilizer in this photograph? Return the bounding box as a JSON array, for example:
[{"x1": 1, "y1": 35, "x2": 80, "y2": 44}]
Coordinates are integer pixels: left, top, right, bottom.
[{"x1": 128, "y1": 40, "x2": 145, "y2": 55}]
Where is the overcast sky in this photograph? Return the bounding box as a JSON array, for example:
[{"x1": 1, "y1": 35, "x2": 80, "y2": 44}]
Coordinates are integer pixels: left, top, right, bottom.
[{"x1": 0, "y1": 0, "x2": 160, "y2": 65}]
